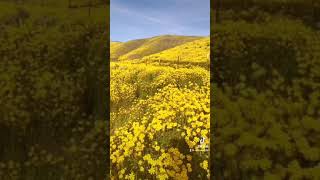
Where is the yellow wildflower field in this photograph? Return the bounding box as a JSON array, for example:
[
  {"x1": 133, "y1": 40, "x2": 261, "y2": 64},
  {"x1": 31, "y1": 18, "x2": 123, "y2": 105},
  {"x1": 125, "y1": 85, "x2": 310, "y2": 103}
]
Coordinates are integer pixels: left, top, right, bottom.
[{"x1": 110, "y1": 45, "x2": 210, "y2": 179}]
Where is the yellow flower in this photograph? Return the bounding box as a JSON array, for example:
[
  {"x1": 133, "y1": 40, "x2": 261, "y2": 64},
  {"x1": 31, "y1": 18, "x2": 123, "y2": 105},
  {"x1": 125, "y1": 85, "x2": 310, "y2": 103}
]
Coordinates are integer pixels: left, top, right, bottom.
[
  {"x1": 119, "y1": 169, "x2": 125, "y2": 175},
  {"x1": 158, "y1": 174, "x2": 169, "y2": 180},
  {"x1": 149, "y1": 167, "x2": 156, "y2": 174},
  {"x1": 139, "y1": 134, "x2": 145, "y2": 141},
  {"x1": 160, "y1": 168, "x2": 166, "y2": 173},
  {"x1": 149, "y1": 134, "x2": 154, "y2": 140},
  {"x1": 179, "y1": 154, "x2": 185, "y2": 159},
  {"x1": 196, "y1": 128, "x2": 201, "y2": 133},
  {"x1": 128, "y1": 172, "x2": 135, "y2": 180},
  {"x1": 201, "y1": 129, "x2": 208, "y2": 136},
  {"x1": 143, "y1": 154, "x2": 151, "y2": 161},
  {"x1": 187, "y1": 163, "x2": 192, "y2": 172},
  {"x1": 186, "y1": 155, "x2": 192, "y2": 161},
  {"x1": 154, "y1": 146, "x2": 160, "y2": 151},
  {"x1": 194, "y1": 137, "x2": 200, "y2": 143},
  {"x1": 201, "y1": 160, "x2": 208, "y2": 170}
]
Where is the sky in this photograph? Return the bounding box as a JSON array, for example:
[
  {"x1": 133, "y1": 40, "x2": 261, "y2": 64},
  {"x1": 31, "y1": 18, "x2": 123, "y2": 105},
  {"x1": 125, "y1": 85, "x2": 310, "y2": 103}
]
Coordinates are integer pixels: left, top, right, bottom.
[{"x1": 111, "y1": 0, "x2": 210, "y2": 42}]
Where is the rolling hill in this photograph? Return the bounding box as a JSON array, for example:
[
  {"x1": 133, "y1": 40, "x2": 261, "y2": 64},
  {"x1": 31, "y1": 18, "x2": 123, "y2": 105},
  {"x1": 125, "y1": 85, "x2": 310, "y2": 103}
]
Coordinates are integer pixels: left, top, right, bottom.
[
  {"x1": 110, "y1": 35, "x2": 211, "y2": 179},
  {"x1": 110, "y1": 38, "x2": 148, "y2": 61},
  {"x1": 143, "y1": 37, "x2": 210, "y2": 63},
  {"x1": 110, "y1": 35, "x2": 203, "y2": 61}
]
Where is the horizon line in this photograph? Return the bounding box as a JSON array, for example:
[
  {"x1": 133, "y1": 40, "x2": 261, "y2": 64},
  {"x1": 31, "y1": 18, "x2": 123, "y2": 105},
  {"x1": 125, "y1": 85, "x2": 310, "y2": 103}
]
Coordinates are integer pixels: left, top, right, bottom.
[{"x1": 111, "y1": 34, "x2": 210, "y2": 42}]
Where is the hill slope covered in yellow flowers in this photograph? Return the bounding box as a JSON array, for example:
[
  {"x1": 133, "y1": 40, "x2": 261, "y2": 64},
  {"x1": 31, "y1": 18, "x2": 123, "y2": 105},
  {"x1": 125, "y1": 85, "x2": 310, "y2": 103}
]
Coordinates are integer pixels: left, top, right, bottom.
[
  {"x1": 143, "y1": 37, "x2": 210, "y2": 64},
  {"x1": 111, "y1": 35, "x2": 204, "y2": 61},
  {"x1": 110, "y1": 35, "x2": 210, "y2": 179}
]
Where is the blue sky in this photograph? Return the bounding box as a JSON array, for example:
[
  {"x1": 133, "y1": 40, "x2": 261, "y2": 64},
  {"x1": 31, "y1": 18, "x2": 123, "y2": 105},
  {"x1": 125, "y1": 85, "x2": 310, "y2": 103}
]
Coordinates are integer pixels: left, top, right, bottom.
[{"x1": 111, "y1": 0, "x2": 210, "y2": 42}]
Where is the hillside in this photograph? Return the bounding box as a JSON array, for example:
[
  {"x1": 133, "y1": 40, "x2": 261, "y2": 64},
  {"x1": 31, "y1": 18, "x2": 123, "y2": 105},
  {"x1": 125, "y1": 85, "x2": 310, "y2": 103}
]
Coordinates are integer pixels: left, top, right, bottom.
[
  {"x1": 111, "y1": 41, "x2": 122, "y2": 46},
  {"x1": 143, "y1": 37, "x2": 210, "y2": 63},
  {"x1": 110, "y1": 52, "x2": 210, "y2": 179},
  {"x1": 110, "y1": 35, "x2": 202, "y2": 61},
  {"x1": 110, "y1": 38, "x2": 148, "y2": 61}
]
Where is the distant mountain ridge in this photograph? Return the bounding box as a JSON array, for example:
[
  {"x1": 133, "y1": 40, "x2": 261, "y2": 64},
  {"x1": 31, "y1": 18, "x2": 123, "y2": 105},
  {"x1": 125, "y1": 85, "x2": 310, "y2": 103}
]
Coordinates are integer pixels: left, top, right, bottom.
[{"x1": 110, "y1": 35, "x2": 206, "y2": 61}]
